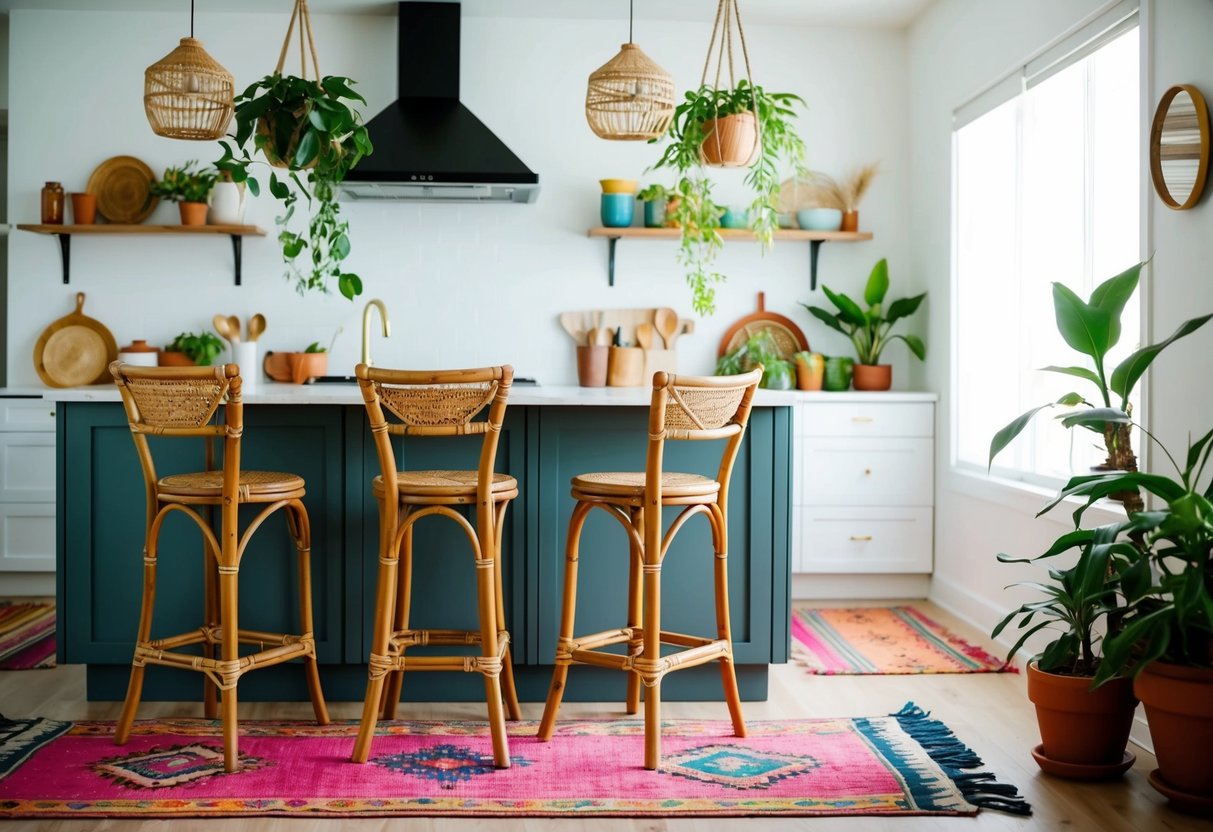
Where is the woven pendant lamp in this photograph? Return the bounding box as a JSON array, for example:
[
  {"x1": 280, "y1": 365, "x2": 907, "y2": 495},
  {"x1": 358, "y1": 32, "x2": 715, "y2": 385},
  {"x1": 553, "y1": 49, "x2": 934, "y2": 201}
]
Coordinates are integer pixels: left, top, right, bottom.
[
  {"x1": 144, "y1": 0, "x2": 234, "y2": 141},
  {"x1": 585, "y1": 0, "x2": 675, "y2": 141}
]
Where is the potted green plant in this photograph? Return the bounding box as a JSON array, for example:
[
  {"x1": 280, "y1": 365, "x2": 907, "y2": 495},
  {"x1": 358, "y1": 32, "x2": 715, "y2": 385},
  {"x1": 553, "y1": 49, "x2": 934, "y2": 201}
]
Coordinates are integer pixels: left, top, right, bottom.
[
  {"x1": 215, "y1": 73, "x2": 373, "y2": 301},
  {"x1": 649, "y1": 80, "x2": 807, "y2": 315},
  {"x1": 799, "y1": 258, "x2": 926, "y2": 390},
  {"x1": 150, "y1": 161, "x2": 219, "y2": 226},
  {"x1": 159, "y1": 331, "x2": 224, "y2": 367},
  {"x1": 637, "y1": 183, "x2": 678, "y2": 228},
  {"x1": 988, "y1": 261, "x2": 1212, "y2": 514},
  {"x1": 1041, "y1": 433, "x2": 1213, "y2": 805},
  {"x1": 715, "y1": 328, "x2": 791, "y2": 389}
]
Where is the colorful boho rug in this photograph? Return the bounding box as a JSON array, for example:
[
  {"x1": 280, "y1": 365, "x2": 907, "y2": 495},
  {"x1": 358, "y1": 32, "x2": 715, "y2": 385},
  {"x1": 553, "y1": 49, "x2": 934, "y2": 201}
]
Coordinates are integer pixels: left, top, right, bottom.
[
  {"x1": 0, "y1": 603, "x2": 56, "y2": 670},
  {"x1": 792, "y1": 607, "x2": 1013, "y2": 675},
  {"x1": 0, "y1": 705, "x2": 1029, "y2": 819}
]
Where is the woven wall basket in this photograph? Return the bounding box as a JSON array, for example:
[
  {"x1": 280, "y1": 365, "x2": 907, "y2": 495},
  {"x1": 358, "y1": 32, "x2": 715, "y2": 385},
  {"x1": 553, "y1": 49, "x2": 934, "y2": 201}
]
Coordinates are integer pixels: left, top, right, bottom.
[
  {"x1": 144, "y1": 37, "x2": 234, "y2": 141},
  {"x1": 585, "y1": 43, "x2": 675, "y2": 141}
]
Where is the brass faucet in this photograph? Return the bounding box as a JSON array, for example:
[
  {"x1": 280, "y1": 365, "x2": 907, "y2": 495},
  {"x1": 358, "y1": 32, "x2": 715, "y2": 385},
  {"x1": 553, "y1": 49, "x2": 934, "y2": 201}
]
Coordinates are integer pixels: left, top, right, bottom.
[{"x1": 361, "y1": 299, "x2": 391, "y2": 367}]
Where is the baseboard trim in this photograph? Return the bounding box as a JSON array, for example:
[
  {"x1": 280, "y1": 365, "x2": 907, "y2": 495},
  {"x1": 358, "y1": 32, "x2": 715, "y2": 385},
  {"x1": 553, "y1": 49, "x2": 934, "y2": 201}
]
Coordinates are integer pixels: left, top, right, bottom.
[
  {"x1": 792, "y1": 573, "x2": 930, "y2": 600},
  {"x1": 0, "y1": 572, "x2": 55, "y2": 597}
]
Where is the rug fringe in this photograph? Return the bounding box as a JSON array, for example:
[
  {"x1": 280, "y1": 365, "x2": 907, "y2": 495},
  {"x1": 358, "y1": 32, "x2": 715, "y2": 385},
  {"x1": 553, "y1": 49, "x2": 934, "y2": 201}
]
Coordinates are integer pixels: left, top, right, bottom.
[{"x1": 890, "y1": 703, "x2": 1032, "y2": 816}]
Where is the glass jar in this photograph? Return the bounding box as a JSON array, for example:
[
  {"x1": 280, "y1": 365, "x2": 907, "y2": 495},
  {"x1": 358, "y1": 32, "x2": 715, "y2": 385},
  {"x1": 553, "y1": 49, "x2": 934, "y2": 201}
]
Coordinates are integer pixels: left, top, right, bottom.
[{"x1": 41, "y1": 181, "x2": 65, "y2": 224}]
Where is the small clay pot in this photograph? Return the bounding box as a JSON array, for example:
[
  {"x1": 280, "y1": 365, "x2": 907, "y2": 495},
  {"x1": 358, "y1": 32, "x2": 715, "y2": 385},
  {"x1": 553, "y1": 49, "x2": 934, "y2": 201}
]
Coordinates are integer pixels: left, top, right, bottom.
[
  {"x1": 1027, "y1": 662, "x2": 1137, "y2": 774},
  {"x1": 158, "y1": 350, "x2": 196, "y2": 367},
  {"x1": 71, "y1": 193, "x2": 97, "y2": 225},
  {"x1": 852, "y1": 364, "x2": 892, "y2": 391},
  {"x1": 700, "y1": 112, "x2": 758, "y2": 167},
  {"x1": 576, "y1": 345, "x2": 608, "y2": 387},
  {"x1": 1135, "y1": 662, "x2": 1213, "y2": 801},
  {"x1": 179, "y1": 201, "x2": 208, "y2": 225},
  {"x1": 842, "y1": 210, "x2": 859, "y2": 232},
  {"x1": 263, "y1": 351, "x2": 328, "y2": 384}
]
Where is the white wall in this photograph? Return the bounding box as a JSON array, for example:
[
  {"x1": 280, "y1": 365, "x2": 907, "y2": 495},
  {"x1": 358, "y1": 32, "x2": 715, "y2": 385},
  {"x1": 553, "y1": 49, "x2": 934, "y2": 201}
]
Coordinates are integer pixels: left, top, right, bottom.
[
  {"x1": 7, "y1": 9, "x2": 912, "y2": 387},
  {"x1": 909, "y1": 0, "x2": 1213, "y2": 644}
]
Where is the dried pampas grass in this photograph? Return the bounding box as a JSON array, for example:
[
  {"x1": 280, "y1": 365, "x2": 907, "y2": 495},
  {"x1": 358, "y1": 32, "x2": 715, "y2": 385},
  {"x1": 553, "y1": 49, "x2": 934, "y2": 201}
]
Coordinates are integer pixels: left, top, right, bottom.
[{"x1": 780, "y1": 164, "x2": 880, "y2": 213}]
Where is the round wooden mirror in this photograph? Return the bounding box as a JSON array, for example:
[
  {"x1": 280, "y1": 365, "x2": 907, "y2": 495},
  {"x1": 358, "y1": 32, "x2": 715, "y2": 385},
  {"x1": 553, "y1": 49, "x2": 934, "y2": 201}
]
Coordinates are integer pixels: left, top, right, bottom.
[{"x1": 1150, "y1": 84, "x2": 1210, "y2": 210}]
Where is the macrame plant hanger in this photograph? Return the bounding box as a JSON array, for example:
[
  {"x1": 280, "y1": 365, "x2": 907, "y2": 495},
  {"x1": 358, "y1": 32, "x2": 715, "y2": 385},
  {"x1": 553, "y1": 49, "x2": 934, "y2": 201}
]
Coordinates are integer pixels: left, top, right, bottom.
[
  {"x1": 699, "y1": 0, "x2": 761, "y2": 167},
  {"x1": 275, "y1": 0, "x2": 321, "y2": 84}
]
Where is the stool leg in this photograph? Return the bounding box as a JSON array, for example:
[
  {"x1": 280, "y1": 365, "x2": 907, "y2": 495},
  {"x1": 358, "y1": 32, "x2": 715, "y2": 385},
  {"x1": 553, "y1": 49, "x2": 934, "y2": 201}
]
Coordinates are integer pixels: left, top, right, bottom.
[
  {"x1": 202, "y1": 506, "x2": 219, "y2": 720},
  {"x1": 115, "y1": 519, "x2": 161, "y2": 746},
  {"x1": 475, "y1": 522, "x2": 510, "y2": 768},
  {"x1": 495, "y1": 500, "x2": 521, "y2": 721},
  {"x1": 218, "y1": 565, "x2": 240, "y2": 772},
  {"x1": 625, "y1": 507, "x2": 643, "y2": 716},
  {"x1": 382, "y1": 512, "x2": 412, "y2": 720},
  {"x1": 352, "y1": 512, "x2": 401, "y2": 763},
  {"x1": 642, "y1": 548, "x2": 663, "y2": 771},
  {"x1": 287, "y1": 500, "x2": 329, "y2": 726},
  {"x1": 538, "y1": 500, "x2": 592, "y2": 742},
  {"x1": 711, "y1": 504, "x2": 746, "y2": 738}
]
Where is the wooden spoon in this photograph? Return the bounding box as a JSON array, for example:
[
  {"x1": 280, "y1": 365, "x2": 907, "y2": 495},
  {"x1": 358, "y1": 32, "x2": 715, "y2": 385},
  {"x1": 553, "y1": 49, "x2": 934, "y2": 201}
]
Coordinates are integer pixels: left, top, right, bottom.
[
  {"x1": 247, "y1": 313, "x2": 266, "y2": 342},
  {"x1": 654, "y1": 308, "x2": 678, "y2": 350},
  {"x1": 213, "y1": 314, "x2": 236, "y2": 344},
  {"x1": 635, "y1": 322, "x2": 654, "y2": 350},
  {"x1": 227, "y1": 315, "x2": 241, "y2": 343}
]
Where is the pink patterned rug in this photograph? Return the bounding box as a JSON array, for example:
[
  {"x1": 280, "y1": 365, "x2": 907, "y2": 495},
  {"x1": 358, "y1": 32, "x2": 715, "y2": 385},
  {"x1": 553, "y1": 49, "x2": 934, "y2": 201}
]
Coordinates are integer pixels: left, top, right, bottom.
[
  {"x1": 0, "y1": 706, "x2": 1029, "y2": 818},
  {"x1": 792, "y1": 607, "x2": 1014, "y2": 675},
  {"x1": 0, "y1": 603, "x2": 55, "y2": 670}
]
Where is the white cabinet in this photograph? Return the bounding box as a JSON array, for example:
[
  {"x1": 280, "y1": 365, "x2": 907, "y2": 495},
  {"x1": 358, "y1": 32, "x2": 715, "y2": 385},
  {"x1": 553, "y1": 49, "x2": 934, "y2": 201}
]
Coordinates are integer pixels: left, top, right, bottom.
[
  {"x1": 0, "y1": 398, "x2": 56, "y2": 572},
  {"x1": 793, "y1": 398, "x2": 935, "y2": 574}
]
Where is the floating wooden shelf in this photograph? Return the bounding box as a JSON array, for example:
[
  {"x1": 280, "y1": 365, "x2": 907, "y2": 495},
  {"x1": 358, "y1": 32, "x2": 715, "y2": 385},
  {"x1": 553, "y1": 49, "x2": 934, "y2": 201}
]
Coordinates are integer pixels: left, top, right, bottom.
[
  {"x1": 587, "y1": 227, "x2": 874, "y2": 290},
  {"x1": 16, "y1": 224, "x2": 268, "y2": 286}
]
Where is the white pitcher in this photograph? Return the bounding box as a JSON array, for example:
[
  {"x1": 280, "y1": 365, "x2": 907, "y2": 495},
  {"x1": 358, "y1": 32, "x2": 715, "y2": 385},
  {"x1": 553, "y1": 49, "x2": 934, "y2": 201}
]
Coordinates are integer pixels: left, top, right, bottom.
[{"x1": 209, "y1": 180, "x2": 247, "y2": 225}]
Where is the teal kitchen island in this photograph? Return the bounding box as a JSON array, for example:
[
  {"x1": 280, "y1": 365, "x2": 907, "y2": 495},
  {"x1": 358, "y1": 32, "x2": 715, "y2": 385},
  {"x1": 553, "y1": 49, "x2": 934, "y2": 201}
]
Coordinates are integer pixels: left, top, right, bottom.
[{"x1": 49, "y1": 383, "x2": 793, "y2": 703}]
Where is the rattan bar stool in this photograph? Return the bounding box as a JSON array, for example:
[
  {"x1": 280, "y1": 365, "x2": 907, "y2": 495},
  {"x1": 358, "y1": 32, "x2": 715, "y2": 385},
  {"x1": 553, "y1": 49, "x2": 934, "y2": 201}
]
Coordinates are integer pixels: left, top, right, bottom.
[
  {"x1": 351, "y1": 364, "x2": 521, "y2": 767},
  {"x1": 537, "y1": 368, "x2": 764, "y2": 770},
  {"x1": 110, "y1": 362, "x2": 329, "y2": 772}
]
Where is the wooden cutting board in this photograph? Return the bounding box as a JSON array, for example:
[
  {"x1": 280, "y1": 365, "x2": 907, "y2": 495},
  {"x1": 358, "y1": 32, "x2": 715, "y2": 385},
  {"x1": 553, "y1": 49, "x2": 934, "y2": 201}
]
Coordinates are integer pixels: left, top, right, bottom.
[{"x1": 34, "y1": 292, "x2": 118, "y2": 387}]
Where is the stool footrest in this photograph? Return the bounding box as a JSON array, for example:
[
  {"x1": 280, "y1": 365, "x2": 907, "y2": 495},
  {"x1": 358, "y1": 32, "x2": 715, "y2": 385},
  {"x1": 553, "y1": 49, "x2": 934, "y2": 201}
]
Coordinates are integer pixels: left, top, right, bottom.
[
  {"x1": 374, "y1": 631, "x2": 511, "y2": 675},
  {"x1": 387, "y1": 628, "x2": 509, "y2": 651},
  {"x1": 133, "y1": 639, "x2": 315, "y2": 688},
  {"x1": 565, "y1": 632, "x2": 731, "y2": 677},
  {"x1": 567, "y1": 627, "x2": 636, "y2": 653},
  {"x1": 148, "y1": 628, "x2": 311, "y2": 651}
]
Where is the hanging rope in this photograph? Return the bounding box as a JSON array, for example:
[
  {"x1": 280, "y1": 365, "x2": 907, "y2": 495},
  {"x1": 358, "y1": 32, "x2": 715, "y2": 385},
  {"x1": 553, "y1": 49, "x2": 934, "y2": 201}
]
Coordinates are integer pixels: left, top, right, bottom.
[
  {"x1": 275, "y1": 0, "x2": 321, "y2": 81},
  {"x1": 698, "y1": 0, "x2": 762, "y2": 167}
]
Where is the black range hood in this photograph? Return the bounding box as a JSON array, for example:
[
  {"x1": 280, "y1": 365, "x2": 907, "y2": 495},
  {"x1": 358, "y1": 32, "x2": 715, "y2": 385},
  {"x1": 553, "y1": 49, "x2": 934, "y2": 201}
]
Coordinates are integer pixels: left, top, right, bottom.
[{"x1": 340, "y1": 2, "x2": 539, "y2": 203}]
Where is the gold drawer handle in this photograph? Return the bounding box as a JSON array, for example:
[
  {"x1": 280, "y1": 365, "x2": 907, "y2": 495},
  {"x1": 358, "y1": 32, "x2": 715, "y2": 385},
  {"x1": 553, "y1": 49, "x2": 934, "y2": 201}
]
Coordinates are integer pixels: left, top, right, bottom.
[
  {"x1": 850, "y1": 535, "x2": 873, "y2": 542},
  {"x1": 852, "y1": 416, "x2": 874, "y2": 423}
]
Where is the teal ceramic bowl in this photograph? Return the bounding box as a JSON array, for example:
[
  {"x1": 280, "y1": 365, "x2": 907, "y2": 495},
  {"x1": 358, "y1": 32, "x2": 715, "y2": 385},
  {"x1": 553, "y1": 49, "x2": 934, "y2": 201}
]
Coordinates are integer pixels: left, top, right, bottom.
[
  {"x1": 600, "y1": 193, "x2": 635, "y2": 228},
  {"x1": 796, "y1": 208, "x2": 844, "y2": 231},
  {"x1": 720, "y1": 207, "x2": 750, "y2": 229}
]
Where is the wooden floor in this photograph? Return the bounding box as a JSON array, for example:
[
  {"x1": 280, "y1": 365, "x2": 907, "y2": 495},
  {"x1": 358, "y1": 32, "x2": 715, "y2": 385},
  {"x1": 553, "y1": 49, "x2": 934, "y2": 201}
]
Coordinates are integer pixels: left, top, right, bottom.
[{"x1": 0, "y1": 600, "x2": 1203, "y2": 831}]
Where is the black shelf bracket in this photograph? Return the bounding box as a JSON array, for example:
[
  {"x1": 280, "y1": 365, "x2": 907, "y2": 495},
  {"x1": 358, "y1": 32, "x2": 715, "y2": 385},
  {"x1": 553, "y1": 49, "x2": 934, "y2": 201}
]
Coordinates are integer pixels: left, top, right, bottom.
[
  {"x1": 607, "y1": 236, "x2": 618, "y2": 286},
  {"x1": 55, "y1": 234, "x2": 70, "y2": 284},
  {"x1": 231, "y1": 235, "x2": 243, "y2": 286},
  {"x1": 810, "y1": 239, "x2": 824, "y2": 291}
]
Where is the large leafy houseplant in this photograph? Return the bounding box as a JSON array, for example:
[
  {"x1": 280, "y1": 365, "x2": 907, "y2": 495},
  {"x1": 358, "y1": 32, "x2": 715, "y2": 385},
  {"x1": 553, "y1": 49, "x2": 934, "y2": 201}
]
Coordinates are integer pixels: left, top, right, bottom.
[
  {"x1": 800, "y1": 258, "x2": 927, "y2": 366},
  {"x1": 988, "y1": 261, "x2": 1212, "y2": 513},
  {"x1": 649, "y1": 80, "x2": 807, "y2": 315},
  {"x1": 216, "y1": 73, "x2": 373, "y2": 300}
]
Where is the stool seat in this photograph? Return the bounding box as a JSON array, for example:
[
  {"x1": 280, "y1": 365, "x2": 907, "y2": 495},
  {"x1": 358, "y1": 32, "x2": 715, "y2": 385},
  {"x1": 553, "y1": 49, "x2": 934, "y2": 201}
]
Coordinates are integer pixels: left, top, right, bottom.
[
  {"x1": 373, "y1": 470, "x2": 518, "y2": 504},
  {"x1": 158, "y1": 470, "x2": 306, "y2": 502},
  {"x1": 572, "y1": 471, "x2": 720, "y2": 502}
]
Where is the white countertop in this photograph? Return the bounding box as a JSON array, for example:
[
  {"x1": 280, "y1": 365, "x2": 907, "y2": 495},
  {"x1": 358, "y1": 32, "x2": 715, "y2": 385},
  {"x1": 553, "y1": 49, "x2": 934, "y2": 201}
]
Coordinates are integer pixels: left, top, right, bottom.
[{"x1": 42, "y1": 382, "x2": 937, "y2": 406}]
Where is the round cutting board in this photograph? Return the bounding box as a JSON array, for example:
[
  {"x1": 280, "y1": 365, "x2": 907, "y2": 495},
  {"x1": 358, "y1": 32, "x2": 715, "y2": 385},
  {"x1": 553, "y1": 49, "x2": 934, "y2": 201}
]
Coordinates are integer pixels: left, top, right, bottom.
[
  {"x1": 34, "y1": 292, "x2": 118, "y2": 387},
  {"x1": 87, "y1": 155, "x2": 158, "y2": 224},
  {"x1": 718, "y1": 292, "x2": 809, "y2": 359}
]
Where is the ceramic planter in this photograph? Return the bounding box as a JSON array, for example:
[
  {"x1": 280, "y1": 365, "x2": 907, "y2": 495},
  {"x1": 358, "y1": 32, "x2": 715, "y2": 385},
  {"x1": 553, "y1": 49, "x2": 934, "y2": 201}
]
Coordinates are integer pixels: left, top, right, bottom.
[
  {"x1": 842, "y1": 209, "x2": 860, "y2": 232},
  {"x1": 178, "y1": 202, "x2": 208, "y2": 225},
  {"x1": 1135, "y1": 662, "x2": 1213, "y2": 807},
  {"x1": 852, "y1": 364, "x2": 892, "y2": 391},
  {"x1": 209, "y1": 180, "x2": 247, "y2": 225},
  {"x1": 1026, "y1": 662, "x2": 1137, "y2": 779},
  {"x1": 158, "y1": 350, "x2": 196, "y2": 367},
  {"x1": 700, "y1": 112, "x2": 758, "y2": 167},
  {"x1": 642, "y1": 199, "x2": 667, "y2": 228}
]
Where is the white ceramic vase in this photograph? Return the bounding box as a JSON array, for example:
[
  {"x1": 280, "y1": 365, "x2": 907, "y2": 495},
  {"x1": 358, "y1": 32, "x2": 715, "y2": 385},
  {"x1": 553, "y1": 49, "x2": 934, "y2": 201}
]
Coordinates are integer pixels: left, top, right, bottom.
[{"x1": 209, "y1": 181, "x2": 247, "y2": 225}]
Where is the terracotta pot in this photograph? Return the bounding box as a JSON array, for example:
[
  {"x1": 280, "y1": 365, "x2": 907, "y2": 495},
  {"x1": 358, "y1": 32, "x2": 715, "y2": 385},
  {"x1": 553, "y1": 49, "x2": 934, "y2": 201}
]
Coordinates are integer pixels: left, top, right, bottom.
[
  {"x1": 1027, "y1": 662, "x2": 1137, "y2": 772},
  {"x1": 263, "y1": 351, "x2": 328, "y2": 384},
  {"x1": 794, "y1": 353, "x2": 824, "y2": 391},
  {"x1": 852, "y1": 364, "x2": 892, "y2": 391},
  {"x1": 700, "y1": 112, "x2": 758, "y2": 167},
  {"x1": 841, "y1": 209, "x2": 859, "y2": 232},
  {"x1": 179, "y1": 201, "x2": 208, "y2": 225},
  {"x1": 70, "y1": 193, "x2": 97, "y2": 225},
  {"x1": 158, "y1": 350, "x2": 196, "y2": 367},
  {"x1": 1135, "y1": 662, "x2": 1213, "y2": 800},
  {"x1": 576, "y1": 345, "x2": 608, "y2": 387}
]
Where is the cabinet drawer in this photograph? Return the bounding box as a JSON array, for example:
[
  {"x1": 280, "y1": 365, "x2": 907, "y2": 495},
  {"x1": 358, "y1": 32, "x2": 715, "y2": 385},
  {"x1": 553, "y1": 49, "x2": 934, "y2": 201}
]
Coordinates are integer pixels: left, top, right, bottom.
[
  {"x1": 797, "y1": 506, "x2": 932, "y2": 573},
  {"x1": 0, "y1": 433, "x2": 56, "y2": 501},
  {"x1": 0, "y1": 503, "x2": 55, "y2": 572},
  {"x1": 0, "y1": 400, "x2": 55, "y2": 432},
  {"x1": 798, "y1": 402, "x2": 933, "y2": 438},
  {"x1": 801, "y1": 437, "x2": 933, "y2": 506}
]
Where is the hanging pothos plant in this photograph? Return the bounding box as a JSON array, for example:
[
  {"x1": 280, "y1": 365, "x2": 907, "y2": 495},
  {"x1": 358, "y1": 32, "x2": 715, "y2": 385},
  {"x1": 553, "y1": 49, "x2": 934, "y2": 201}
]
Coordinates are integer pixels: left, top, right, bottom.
[
  {"x1": 216, "y1": 73, "x2": 372, "y2": 300},
  {"x1": 650, "y1": 79, "x2": 807, "y2": 315}
]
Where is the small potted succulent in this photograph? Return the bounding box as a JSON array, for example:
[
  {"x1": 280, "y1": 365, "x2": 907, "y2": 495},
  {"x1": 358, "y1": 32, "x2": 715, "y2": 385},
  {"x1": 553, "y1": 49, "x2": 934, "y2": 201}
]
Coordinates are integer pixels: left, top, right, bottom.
[
  {"x1": 150, "y1": 162, "x2": 220, "y2": 225},
  {"x1": 216, "y1": 73, "x2": 373, "y2": 300},
  {"x1": 159, "y1": 331, "x2": 225, "y2": 366},
  {"x1": 800, "y1": 258, "x2": 926, "y2": 390}
]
